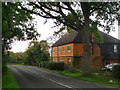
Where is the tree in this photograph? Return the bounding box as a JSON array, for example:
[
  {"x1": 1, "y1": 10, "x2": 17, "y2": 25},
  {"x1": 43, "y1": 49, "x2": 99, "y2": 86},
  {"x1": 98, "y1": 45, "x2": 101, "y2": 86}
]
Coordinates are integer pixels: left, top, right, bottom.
[
  {"x1": 2, "y1": 2, "x2": 40, "y2": 73},
  {"x1": 4, "y1": 51, "x2": 24, "y2": 64},
  {"x1": 24, "y1": 40, "x2": 50, "y2": 66},
  {"x1": 21, "y1": 2, "x2": 119, "y2": 75},
  {"x1": 39, "y1": 40, "x2": 50, "y2": 53},
  {"x1": 2, "y1": 2, "x2": 40, "y2": 52},
  {"x1": 47, "y1": 30, "x2": 67, "y2": 46}
]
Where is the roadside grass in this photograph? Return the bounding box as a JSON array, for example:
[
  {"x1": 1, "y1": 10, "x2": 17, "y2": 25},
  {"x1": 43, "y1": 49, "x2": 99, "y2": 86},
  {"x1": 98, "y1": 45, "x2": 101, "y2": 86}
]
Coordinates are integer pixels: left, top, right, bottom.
[
  {"x1": 0, "y1": 77, "x2": 2, "y2": 88},
  {"x1": 8, "y1": 63, "x2": 25, "y2": 65},
  {"x1": 57, "y1": 71, "x2": 120, "y2": 87},
  {"x1": 2, "y1": 68, "x2": 19, "y2": 89},
  {"x1": 35, "y1": 66, "x2": 120, "y2": 87}
]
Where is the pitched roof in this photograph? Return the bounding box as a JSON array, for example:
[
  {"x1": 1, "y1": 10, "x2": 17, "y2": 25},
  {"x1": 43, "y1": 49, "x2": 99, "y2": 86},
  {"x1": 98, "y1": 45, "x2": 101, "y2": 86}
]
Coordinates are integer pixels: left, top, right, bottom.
[
  {"x1": 52, "y1": 31, "x2": 120, "y2": 47},
  {"x1": 100, "y1": 31, "x2": 120, "y2": 43}
]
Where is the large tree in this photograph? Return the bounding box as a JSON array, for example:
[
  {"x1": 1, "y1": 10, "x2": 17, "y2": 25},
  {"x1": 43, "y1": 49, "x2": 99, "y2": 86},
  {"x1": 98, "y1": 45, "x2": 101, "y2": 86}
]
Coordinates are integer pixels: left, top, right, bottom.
[
  {"x1": 2, "y1": 2, "x2": 40, "y2": 73},
  {"x1": 21, "y1": 2, "x2": 119, "y2": 75}
]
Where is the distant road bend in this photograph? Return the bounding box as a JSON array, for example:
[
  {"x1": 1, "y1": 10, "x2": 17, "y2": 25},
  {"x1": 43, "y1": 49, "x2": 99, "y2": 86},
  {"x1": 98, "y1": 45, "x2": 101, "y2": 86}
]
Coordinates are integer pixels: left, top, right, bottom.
[{"x1": 9, "y1": 65, "x2": 116, "y2": 89}]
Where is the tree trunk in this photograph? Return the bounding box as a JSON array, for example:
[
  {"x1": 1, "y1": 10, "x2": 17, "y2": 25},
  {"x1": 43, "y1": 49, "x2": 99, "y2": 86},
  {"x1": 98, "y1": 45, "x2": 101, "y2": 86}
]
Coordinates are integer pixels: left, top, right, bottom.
[
  {"x1": 80, "y1": 2, "x2": 92, "y2": 76},
  {"x1": 82, "y1": 28, "x2": 92, "y2": 76}
]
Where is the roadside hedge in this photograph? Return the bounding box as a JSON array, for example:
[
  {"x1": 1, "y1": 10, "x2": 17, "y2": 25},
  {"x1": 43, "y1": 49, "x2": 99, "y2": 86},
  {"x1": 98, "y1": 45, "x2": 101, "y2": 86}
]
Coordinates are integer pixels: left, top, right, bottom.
[
  {"x1": 40, "y1": 61, "x2": 65, "y2": 71},
  {"x1": 112, "y1": 65, "x2": 120, "y2": 79}
]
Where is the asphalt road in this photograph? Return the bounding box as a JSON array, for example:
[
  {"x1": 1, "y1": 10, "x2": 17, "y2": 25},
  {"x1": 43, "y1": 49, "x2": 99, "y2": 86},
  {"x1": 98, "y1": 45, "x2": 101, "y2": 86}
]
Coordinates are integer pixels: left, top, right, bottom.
[{"x1": 8, "y1": 65, "x2": 117, "y2": 89}]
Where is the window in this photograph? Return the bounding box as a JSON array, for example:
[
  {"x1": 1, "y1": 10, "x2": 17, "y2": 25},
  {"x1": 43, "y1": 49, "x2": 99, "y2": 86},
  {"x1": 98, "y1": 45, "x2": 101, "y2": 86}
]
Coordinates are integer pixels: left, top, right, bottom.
[
  {"x1": 68, "y1": 58, "x2": 71, "y2": 65},
  {"x1": 62, "y1": 47, "x2": 65, "y2": 52},
  {"x1": 114, "y1": 45, "x2": 117, "y2": 52},
  {"x1": 53, "y1": 59, "x2": 56, "y2": 62},
  {"x1": 52, "y1": 48, "x2": 55, "y2": 53},
  {"x1": 58, "y1": 47, "x2": 60, "y2": 53},
  {"x1": 67, "y1": 45, "x2": 71, "y2": 52},
  {"x1": 60, "y1": 58, "x2": 64, "y2": 62}
]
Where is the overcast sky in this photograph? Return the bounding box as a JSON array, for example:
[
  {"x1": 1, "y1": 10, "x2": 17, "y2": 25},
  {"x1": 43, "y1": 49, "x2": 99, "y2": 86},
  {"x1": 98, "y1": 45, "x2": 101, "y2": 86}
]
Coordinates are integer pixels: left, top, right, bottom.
[{"x1": 10, "y1": 15, "x2": 119, "y2": 53}]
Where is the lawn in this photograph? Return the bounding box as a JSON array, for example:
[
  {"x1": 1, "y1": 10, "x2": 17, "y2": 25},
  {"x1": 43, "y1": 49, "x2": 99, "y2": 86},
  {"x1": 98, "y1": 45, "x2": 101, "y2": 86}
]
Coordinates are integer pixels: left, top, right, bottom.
[{"x1": 2, "y1": 68, "x2": 19, "y2": 89}]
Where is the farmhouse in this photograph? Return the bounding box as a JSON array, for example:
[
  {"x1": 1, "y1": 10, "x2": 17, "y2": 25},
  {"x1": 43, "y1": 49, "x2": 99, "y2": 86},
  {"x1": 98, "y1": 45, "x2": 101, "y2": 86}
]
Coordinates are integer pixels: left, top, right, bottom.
[{"x1": 51, "y1": 31, "x2": 120, "y2": 68}]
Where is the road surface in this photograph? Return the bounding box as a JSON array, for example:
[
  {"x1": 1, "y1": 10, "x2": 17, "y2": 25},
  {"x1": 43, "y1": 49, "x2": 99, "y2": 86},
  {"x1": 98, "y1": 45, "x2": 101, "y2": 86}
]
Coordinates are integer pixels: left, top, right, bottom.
[{"x1": 9, "y1": 65, "x2": 117, "y2": 89}]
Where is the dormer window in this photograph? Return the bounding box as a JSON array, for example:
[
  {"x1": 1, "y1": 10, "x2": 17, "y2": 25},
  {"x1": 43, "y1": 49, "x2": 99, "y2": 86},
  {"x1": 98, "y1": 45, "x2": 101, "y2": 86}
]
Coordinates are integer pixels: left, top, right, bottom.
[{"x1": 114, "y1": 45, "x2": 117, "y2": 52}]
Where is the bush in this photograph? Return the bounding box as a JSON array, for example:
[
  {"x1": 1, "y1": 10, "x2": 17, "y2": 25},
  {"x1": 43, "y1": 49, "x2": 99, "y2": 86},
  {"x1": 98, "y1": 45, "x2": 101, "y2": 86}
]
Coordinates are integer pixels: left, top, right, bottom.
[
  {"x1": 40, "y1": 61, "x2": 65, "y2": 71},
  {"x1": 66, "y1": 68, "x2": 80, "y2": 73},
  {"x1": 112, "y1": 65, "x2": 120, "y2": 79},
  {"x1": 73, "y1": 56, "x2": 81, "y2": 68}
]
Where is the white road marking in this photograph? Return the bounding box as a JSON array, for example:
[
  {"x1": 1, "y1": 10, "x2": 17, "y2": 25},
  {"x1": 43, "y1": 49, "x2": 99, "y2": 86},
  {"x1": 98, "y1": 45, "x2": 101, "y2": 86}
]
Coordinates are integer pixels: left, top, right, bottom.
[{"x1": 40, "y1": 75, "x2": 78, "y2": 90}]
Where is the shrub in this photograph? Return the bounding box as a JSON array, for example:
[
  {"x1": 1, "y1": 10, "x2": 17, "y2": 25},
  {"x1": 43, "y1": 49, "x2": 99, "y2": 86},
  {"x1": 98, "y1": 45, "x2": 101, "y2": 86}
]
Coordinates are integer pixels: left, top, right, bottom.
[
  {"x1": 112, "y1": 65, "x2": 120, "y2": 79},
  {"x1": 41, "y1": 61, "x2": 65, "y2": 71},
  {"x1": 64, "y1": 66, "x2": 82, "y2": 73},
  {"x1": 73, "y1": 56, "x2": 81, "y2": 68}
]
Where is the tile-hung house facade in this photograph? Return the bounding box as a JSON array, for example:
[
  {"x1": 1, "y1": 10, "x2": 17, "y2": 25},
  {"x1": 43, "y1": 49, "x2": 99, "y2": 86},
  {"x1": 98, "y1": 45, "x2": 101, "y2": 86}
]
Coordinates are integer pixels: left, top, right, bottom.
[{"x1": 51, "y1": 31, "x2": 120, "y2": 68}]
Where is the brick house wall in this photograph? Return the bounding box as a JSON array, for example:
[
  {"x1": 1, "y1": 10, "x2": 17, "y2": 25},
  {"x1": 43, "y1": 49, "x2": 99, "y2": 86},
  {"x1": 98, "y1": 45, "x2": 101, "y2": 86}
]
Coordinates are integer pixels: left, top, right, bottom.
[
  {"x1": 52, "y1": 43, "x2": 105, "y2": 68},
  {"x1": 73, "y1": 44, "x2": 84, "y2": 56},
  {"x1": 52, "y1": 43, "x2": 74, "y2": 64}
]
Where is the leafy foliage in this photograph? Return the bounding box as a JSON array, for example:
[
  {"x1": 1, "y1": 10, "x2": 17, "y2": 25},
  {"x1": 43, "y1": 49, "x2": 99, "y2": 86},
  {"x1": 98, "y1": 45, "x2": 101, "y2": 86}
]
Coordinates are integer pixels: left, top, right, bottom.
[
  {"x1": 2, "y1": 2, "x2": 40, "y2": 73},
  {"x1": 6, "y1": 51, "x2": 24, "y2": 64},
  {"x1": 73, "y1": 56, "x2": 82, "y2": 68},
  {"x1": 112, "y1": 65, "x2": 120, "y2": 79},
  {"x1": 2, "y1": 2, "x2": 40, "y2": 51},
  {"x1": 41, "y1": 61, "x2": 65, "y2": 71},
  {"x1": 24, "y1": 40, "x2": 50, "y2": 66},
  {"x1": 21, "y1": 2, "x2": 119, "y2": 32}
]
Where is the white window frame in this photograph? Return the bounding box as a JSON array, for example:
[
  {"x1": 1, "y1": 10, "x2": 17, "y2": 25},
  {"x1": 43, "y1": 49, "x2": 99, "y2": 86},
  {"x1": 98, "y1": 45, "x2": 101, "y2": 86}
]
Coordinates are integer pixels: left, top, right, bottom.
[
  {"x1": 58, "y1": 47, "x2": 60, "y2": 53},
  {"x1": 62, "y1": 47, "x2": 65, "y2": 52},
  {"x1": 53, "y1": 59, "x2": 56, "y2": 62},
  {"x1": 68, "y1": 58, "x2": 71, "y2": 64},
  {"x1": 67, "y1": 45, "x2": 71, "y2": 52},
  {"x1": 52, "y1": 48, "x2": 55, "y2": 53},
  {"x1": 60, "y1": 58, "x2": 64, "y2": 62},
  {"x1": 114, "y1": 45, "x2": 117, "y2": 53}
]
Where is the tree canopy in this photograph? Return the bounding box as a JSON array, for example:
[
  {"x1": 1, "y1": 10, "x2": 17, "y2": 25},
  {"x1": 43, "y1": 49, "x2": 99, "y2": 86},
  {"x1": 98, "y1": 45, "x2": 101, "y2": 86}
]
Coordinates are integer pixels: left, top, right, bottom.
[
  {"x1": 21, "y1": 2, "x2": 119, "y2": 32},
  {"x1": 2, "y1": 2, "x2": 40, "y2": 52},
  {"x1": 24, "y1": 40, "x2": 50, "y2": 66}
]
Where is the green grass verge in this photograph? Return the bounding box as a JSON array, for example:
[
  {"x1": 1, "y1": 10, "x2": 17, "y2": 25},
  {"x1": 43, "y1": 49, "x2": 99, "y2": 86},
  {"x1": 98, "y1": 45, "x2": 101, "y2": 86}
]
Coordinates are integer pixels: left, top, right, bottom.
[
  {"x1": 0, "y1": 77, "x2": 2, "y2": 88},
  {"x1": 57, "y1": 71, "x2": 120, "y2": 87},
  {"x1": 34, "y1": 66, "x2": 120, "y2": 87},
  {"x1": 8, "y1": 63, "x2": 25, "y2": 65},
  {"x1": 2, "y1": 68, "x2": 19, "y2": 89}
]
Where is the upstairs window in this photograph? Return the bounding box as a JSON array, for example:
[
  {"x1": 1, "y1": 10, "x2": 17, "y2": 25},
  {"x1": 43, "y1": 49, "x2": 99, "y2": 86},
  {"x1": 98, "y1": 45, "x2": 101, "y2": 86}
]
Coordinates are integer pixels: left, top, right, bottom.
[
  {"x1": 58, "y1": 47, "x2": 60, "y2": 53},
  {"x1": 114, "y1": 45, "x2": 117, "y2": 52},
  {"x1": 67, "y1": 45, "x2": 71, "y2": 52},
  {"x1": 62, "y1": 47, "x2": 65, "y2": 52},
  {"x1": 52, "y1": 48, "x2": 55, "y2": 53}
]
